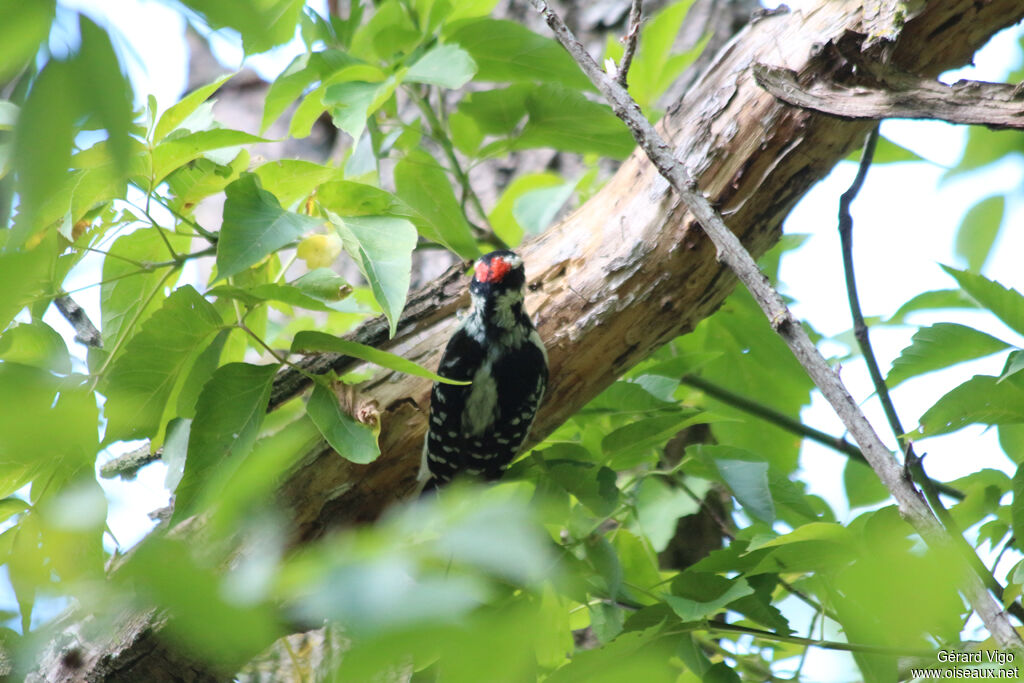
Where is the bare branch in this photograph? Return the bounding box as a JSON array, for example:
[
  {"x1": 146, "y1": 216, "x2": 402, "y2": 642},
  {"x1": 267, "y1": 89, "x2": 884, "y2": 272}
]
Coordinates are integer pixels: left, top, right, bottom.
[
  {"x1": 526, "y1": 0, "x2": 1023, "y2": 653},
  {"x1": 838, "y1": 126, "x2": 1024, "y2": 625},
  {"x1": 99, "y1": 444, "x2": 161, "y2": 480},
  {"x1": 754, "y1": 63, "x2": 1024, "y2": 129},
  {"x1": 54, "y1": 295, "x2": 102, "y2": 348},
  {"x1": 615, "y1": 0, "x2": 643, "y2": 88}
]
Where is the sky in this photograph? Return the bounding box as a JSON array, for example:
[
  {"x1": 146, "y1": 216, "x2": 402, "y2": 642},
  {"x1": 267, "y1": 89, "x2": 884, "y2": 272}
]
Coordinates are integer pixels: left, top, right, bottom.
[{"x1": 19, "y1": 1, "x2": 1024, "y2": 676}]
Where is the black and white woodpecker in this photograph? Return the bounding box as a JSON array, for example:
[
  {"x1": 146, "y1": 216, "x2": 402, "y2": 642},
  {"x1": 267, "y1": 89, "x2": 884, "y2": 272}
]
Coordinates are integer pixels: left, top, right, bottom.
[{"x1": 419, "y1": 250, "x2": 548, "y2": 492}]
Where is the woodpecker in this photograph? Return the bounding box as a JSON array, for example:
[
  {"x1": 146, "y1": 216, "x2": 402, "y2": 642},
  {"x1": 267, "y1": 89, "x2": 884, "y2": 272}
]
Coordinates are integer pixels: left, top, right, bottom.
[{"x1": 420, "y1": 250, "x2": 548, "y2": 491}]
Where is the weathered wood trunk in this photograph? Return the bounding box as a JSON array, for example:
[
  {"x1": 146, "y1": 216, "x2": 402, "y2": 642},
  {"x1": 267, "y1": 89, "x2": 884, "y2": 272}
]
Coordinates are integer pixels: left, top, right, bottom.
[{"x1": 28, "y1": 1, "x2": 1024, "y2": 680}]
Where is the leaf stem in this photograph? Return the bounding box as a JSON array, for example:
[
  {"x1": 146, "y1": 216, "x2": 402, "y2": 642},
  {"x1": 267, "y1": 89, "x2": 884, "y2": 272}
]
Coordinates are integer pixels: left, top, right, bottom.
[
  {"x1": 408, "y1": 86, "x2": 508, "y2": 250},
  {"x1": 91, "y1": 265, "x2": 179, "y2": 387}
]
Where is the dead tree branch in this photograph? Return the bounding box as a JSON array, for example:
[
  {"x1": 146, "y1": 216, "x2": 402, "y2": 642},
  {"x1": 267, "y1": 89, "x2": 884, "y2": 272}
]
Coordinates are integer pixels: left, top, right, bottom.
[{"x1": 754, "y1": 63, "x2": 1024, "y2": 129}]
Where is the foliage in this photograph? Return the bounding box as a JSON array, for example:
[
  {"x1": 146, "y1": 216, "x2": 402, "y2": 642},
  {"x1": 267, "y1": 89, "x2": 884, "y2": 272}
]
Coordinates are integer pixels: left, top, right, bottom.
[{"x1": 0, "y1": 2, "x2": 1022, "y2": 682}]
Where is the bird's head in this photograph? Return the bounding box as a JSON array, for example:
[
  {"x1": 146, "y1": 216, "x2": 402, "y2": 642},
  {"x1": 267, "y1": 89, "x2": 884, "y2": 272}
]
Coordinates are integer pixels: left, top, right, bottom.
[{"x1": 470, "y1": 250, "x2": 526, "y2": 298}]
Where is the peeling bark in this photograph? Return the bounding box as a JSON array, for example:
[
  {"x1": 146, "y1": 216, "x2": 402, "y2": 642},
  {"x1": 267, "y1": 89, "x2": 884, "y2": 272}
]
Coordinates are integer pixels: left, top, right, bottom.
[
  {"x1": 755, "y1": 62, "x2": 1024, "y2": 129},
  {"x1": 27, "y1": 1, "x2": 1024, "y2": 680}
]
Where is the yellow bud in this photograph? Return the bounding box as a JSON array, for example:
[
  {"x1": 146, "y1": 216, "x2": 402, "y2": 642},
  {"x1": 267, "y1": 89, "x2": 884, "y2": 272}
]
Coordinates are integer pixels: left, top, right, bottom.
[{"x1": 297, "y1": 233, "x2": 342, "y2": 269}]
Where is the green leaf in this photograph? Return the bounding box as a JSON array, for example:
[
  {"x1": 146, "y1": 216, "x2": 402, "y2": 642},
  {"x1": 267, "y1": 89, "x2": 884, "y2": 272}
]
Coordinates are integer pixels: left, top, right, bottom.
[
  {"x1": 306, "y1": 383, "x2": 380, "y2": 464},
  {"x1": 887, "y1": 288, "x2": 979, "y2": 324},
  {"x1": 886, "y1": 322, "x2": 1011, "y2": 387},
  {"x1": 393, "y1": 150, "x2": 479, "y2": 259},
  {"x1": 261, "y1": 50, "x2": 363, "y2": 133},
  {"x1": 1013, "y1": 465, "x2": 1024, "y2": 548},
  {"x1": 843, "y1": 459, "x2": 889, "y2": 509},
  {"x1": 155, "y1": 73, "x2": 234, "y2": 142},
  {"x1": 348, "y1": 0, "x2": 419, "y2": 62},
  {"x1": 513, "y1": 181, "x2": 574, "y2": 235},
  {"x1": 99, "y1": 229, "x2": 186, "y2": 352},
  {"x1": 14, "y1": 60, "x2": 75, "y2": 239},
  {"x1": 676, "y1": 287, "x2": 816, "y2": 473},
  {"x1": 407, "y1": 43, "x2": 477, "y2": 89},
  {"x1": 746, "y1": 523, "x2": 856, "y2": 575},
  {"x1": 102, "y1": 285, "x2": 223, "y2": 443},
  {"x1": 176, "y1": 328, "x2": 232, "y2": 418},
  {"x1": 602, "y1": 411, "x2": 704, "y2": 469},
  {"x1": 0, "y1": 237, "x2": 54, "y2": 331},
  {"x1": 955, "y1": 195, "x2": 1005, "y2": 273},
  {"x1": 0, "y1": 320, "x2": 69, "y2": 374},
  {"x1": 151, "y1": 129, "x2": 267, "y2": 186},
  {"x1": 729, "y1": 575, "x2": 793, "y2": 635},
  {"x1": 323, "y1": 80, "x2": 391, "y2": 142},
  {"x1": 162, "y1": 417, "x2": 191, "y2": 493},
  {"x1": 120, "y1": 537, "x2": 284, "y2": 669},
  {"x1": 253, "y1": 159, "x2": 340, "y2": 209},
  {"x1": 178, "y1": 0, "x2": 306, "y2": 54},
  {"x1": 74, "y1": 16, "x2": 133, "y2": 172},
  {"x1": 327, "y1": 213, "x2": 418, "y2": 337},
  {"x1": 666, "y1": 574, "x2": 754, "y2": 622},
  {"x1": 942, "y1": 265, "x2": 1024, "y2": 338},
  {"x1": 291, "y1": 330, "x2": 466, "y2": 384},
  {"x1": 457, "y1": 84, "x2": 530, "y2": 135},
  {"x1": 489, "y1": 172, "x2": 567, "y2": 248},
  {"x1": 207, "y1": 415, "x2": 321, "y2": 534},
  {"x1": 165, "y1": 150, "x2": 250, "y2": 211},
  {"x1": 173, "y1": 362, "x2": 278, "y2": 519},
  {"x1": 536, "y1": 447, "x2": 619, "y2": 517},
  {"x1": 918, "y1": 374, "x2": 1024, "y2": 437},
  {"x1": 317, "y1": 179, "x2": 412, "y2": 218},
  {"x1": 632, "y1": 476, "x2": 699, "y2": 553},
  {"x1": 515, "y1": 85, "x2": 635, "y2": 159},
  {"x1": 945, "y1": 126, "x2": 1024, "y2": 180},
  {"x1": 217, "y1": 173, "x2": 322, "y2": 281},
  {"x1": 845, "y1": 135, "x2": 925, "y2": 164},
  {"x1": 446, "y1": 19, "x2": 591, "y2": 89},
  {"x1": 212, "y1": 269, "x2": 352, "y2": 313},
  {"x1": 544, "y1": 625, "x2": 676, "y2": 683},
  {"x1": 1000, "y1": 423, "x2": 1024, "y2": 464},
  {"x1": 0, "y1": 366, "x2": 97, "y2": 467},
  {"x1": 623, "y1": 0, "x2": 705, "y2": 109},
  {"x1": 584, "y1": 535, "x2": 623, "y2": 598},
  {"x1": 0, "y1": 0, "x2": 54, "y2": 81},
  {"x1": 0, "y1": 497, "x2": 28, "y2": 525},
  {"x1": 708, "y1": 454, "x2": 775, "y2": 524}
]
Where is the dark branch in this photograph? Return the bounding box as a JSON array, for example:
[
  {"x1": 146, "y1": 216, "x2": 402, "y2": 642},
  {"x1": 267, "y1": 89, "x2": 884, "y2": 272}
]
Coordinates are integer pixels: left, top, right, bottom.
[
  {"x1": 54, "y1": 295, "x2": 102, "y2": 348},
  {"x1": 838, "y1": 126, "x2": 1024, "y2": 624},
  {"x1": 754, "y1": 63, "x2": 1024, "y2": 129},
  {"x1": 681, "y1": 373, "x2": 965, "y2": 501}
]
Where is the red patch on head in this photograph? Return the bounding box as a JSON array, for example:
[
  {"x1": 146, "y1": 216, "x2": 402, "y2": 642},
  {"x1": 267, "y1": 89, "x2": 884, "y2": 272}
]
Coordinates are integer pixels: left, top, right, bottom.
[{"x1": 475, "y1": 256, "x2": 511, "y2": 283}]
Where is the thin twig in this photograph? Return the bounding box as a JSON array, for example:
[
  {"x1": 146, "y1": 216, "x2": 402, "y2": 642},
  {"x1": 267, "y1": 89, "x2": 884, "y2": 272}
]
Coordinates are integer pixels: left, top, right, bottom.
[
  {"x1": 525, "y1": 0, "x2": 1022, "y2": 652},
  {"x1": 838, "y1": 125, "x2": 1024, "y2": 624},
  {"x1": 100, "y1": 444, "x2": 160, "y2": 480},
  {"x1": 616, "y1": 0, "x2": 643, "y2": 88},
  {"x1": 54, "y1": 295, "x2": 103, "y2": 348},
  {"x1": 408, "y1": 87, "x2": 508, "y2": 250},
  {"x1": 703, "y1": 621, "x2": 933, "y2": 658},
  {"x1": 146, "y1": 245, "x2": 218, "y2": 269},
  {"x1": 681, "y1": 374, "x2": 967, "y2": 499}
]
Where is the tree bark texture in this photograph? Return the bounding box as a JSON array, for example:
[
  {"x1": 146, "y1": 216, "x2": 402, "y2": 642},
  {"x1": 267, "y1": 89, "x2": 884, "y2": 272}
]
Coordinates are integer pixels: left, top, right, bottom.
[{"x1": 29, "y1": 1, "x2": 1024, "y2": 680}]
